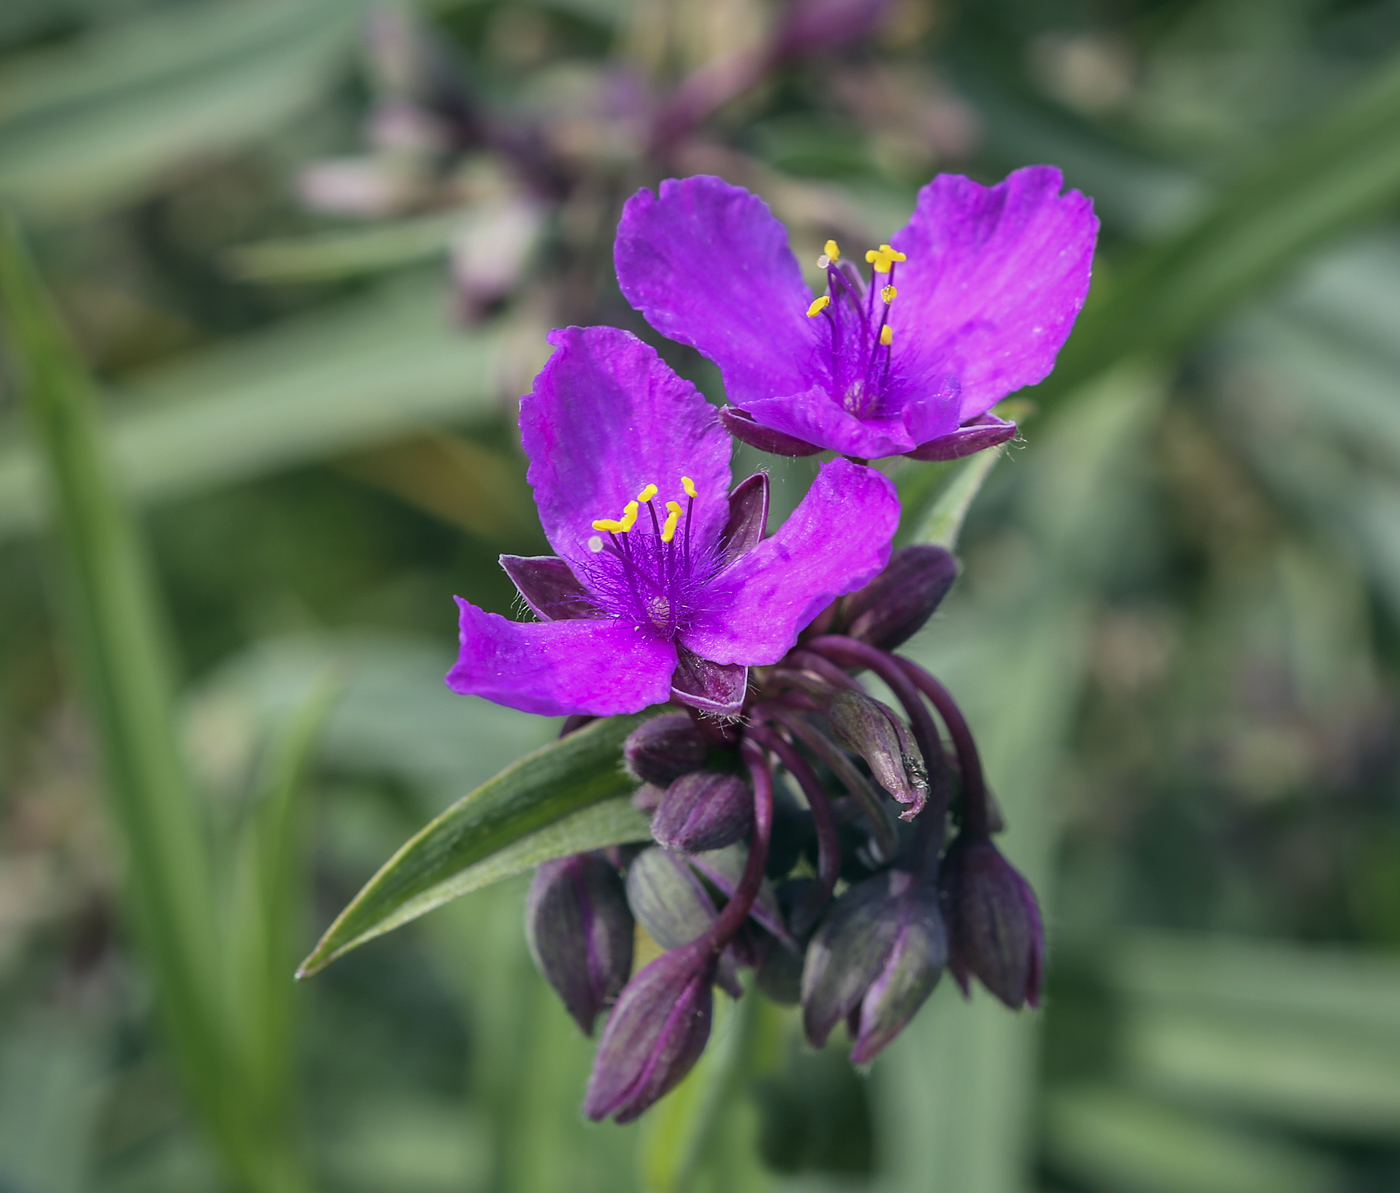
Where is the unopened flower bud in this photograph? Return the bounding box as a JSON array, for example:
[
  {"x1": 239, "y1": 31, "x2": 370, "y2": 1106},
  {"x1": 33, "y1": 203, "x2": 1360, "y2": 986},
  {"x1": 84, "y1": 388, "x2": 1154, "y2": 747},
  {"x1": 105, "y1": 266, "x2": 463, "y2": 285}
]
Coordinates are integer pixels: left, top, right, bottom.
[
  {"x1": 651, "y1": 771, "x2": 752, "y2": 852},
  {"x1": 801, "y1": 868, "x2": 945, "y2": 1062},
  {"x1": 838, "y1": 545, "x2": 958, "y2": 652},
  {"x1": 624, "y1": 714, "x2": 710, "y2": 787},
  {"x1": 940, "y1": 835, "x2": 1044, "y2": 1010},
  {"x1": 584, "y1": 944, "x2": 716, "y2": 1122},
  {"x1": 826, "y1": 689, "x2": 929, "y2": 812},
  {"x1": 525, "y1": 854, "x2": 634, "y2": 1035},
  {"x1": 632, "y1": 782, "x2": 665, "y2": 814},
  {"x1": 626, "y1": 847, "x2": 740, "y2": 995}
]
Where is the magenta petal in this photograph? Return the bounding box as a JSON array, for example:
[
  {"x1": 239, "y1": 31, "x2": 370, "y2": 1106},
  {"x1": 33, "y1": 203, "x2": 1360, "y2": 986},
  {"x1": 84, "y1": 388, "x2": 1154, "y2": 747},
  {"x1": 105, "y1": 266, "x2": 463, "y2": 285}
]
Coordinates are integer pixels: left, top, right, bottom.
[
  {"x1": 448, "y1": 598, "x2": 678, "y2": 717},
  {"x1": 741, "y1": 389, "x2": 916, "y2": 458},
  {"x1": 616, "y1": 177, "x2": 817, "y2": 408},
  {"x1": 521, "y1": 326, "x2": 731, "y2": 573},
  {"x1": 680, "y1": 460, "x2": 900, "y2": 665},
  {"x1": 671, "y1": 647, "x2": 748, "y2": 715},
  {"x1": 888, "y1": 166, "x2": 1097, "y2": 422},
  {"x1": 903, "y1": 413, "x2": 1018, "y2": 462},
  {"x1": 499, "y1": 555, "x2": 596, "y2": 620}
]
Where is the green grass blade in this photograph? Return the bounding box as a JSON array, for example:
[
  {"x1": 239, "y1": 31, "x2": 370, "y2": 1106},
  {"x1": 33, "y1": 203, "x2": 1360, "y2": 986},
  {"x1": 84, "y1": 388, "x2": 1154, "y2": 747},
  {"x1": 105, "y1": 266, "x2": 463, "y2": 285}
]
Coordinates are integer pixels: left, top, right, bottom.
[
  {"x1": 1045, "y1": 46, "x2": 1400, "y2": 402},
  {"x1": 297, "y1": 713, "x2": 655, "y2": 976}
]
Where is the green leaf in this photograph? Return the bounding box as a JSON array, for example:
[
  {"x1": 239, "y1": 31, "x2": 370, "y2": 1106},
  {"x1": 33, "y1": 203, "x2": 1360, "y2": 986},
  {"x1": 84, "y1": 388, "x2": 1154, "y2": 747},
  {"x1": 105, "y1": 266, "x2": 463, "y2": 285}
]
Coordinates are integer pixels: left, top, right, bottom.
[
  {"x1": 0, "y1": 0, "x2": 361, "y2": 221},
  {"x1": 297, "y1": 714, "x2": 656, "y2": 977},
  {"x1": 908, "y1": 444, "x2": 1008, "y2": 550},
  {"x1": 0, "y1": 279, "x2": 506, "y2": 540},
  {"x1": 225, "y1": 212, "x2": 466, "y2": 283},
  {"x1": 1043, "y1": 46, "x2": 1400, "y2": 403}
]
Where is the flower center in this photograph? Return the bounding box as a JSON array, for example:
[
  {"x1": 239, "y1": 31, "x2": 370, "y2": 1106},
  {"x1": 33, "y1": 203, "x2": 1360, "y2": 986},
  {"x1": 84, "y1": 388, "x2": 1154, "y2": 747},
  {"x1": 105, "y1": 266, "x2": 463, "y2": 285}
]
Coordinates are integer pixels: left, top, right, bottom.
[
  {"x1": 581, "y1": 477, "x2": 715, "y2": 638},
  {"x1": 804, "y1": 239, "x2": 905, "y2": 419}
]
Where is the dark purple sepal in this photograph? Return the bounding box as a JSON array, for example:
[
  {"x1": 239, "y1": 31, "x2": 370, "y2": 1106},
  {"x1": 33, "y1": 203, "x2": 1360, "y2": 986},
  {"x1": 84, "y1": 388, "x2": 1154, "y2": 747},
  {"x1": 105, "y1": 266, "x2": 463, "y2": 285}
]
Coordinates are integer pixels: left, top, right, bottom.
[
  {"x1": 652, "y1": 771, "x2": 752, "y2": 853},
  {"x1": 940, "y1": 834, "x2": 1044, "y2": 1010},
  {"x1": 623, "y1": 713, "x2": 710, "y2": 786},
  {"x1": 499, "y1": 555, "x2": 596, "y2": 621},
  {"x1": 718, "y1": 406, "x2": 823, "y2": 457},
  {"x1": 525, "y1": 853, "x2": 635, "y2": 1036},
  {"x1": 838, "y1": 545, "x2": 958, "y2": 651},
  {"x1": 671, "y1": 647, "x2": 748, "y2": 715},
  {"x1": 687, "y1": 843, "x2": 791, "y2": 944},
  {"x1": 826, "y1": 689, "x2": 929, "y2": 815},
  {"x1": 903, "y1": 414, "x2": 1017, "y2": 462},
  {"x1": 719, "y1": 472, "x2": 770, "y2": 563},
  {"x1": 801, "y1": 868, "x2": 945, "y2": 1058},
  {"x1": 583, "y1": 943, "x2": 716, "y2": 1123},
  {"x1": 625, "y1": 847, "x2": 741, "y2": 996}
]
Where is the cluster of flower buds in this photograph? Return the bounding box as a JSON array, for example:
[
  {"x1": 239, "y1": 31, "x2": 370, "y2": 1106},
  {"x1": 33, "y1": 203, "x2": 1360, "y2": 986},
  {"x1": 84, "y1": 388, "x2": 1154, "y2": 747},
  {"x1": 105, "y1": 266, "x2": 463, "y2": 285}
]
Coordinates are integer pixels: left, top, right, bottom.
[{"x1": 525, "y1": 543, "x2": 1044, "y2": 1122}]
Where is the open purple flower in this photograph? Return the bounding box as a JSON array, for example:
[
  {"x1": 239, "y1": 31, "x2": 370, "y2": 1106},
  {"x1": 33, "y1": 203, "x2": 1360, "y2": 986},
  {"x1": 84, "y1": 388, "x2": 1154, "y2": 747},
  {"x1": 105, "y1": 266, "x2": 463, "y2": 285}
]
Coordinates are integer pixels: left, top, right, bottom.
[
  {"x1": 446, "y1": 325, "x2": 901, "y2": 718},
  {"x1": 614, "y1": 168, "x2": 1098, "y2": 461}
]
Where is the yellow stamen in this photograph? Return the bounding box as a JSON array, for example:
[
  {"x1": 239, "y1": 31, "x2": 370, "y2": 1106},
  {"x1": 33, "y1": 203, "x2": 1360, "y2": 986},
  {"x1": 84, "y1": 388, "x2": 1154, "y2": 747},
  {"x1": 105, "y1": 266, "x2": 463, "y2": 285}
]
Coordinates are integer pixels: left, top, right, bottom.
[
  {"x1": 807, "y1": 295, "x2": 831, "y2": 317},
  {"x1": 880, "y1": 325, "x2": 893, "y2": 346},
  {"x1": 682, "y1": 476, "x2": 697, "y2": 498},
  {"x1": 880, "y1": 243, "x2": 907, "y2": 263},
  {"x1": 824, "y1": 239, "x2": 840, "y2": 261},
  {"x1": 865, "y1": 248, "x2": 892, "y2": 274},
  {"x1": 881, "y1": 284, "x2": 897, "y2": 304},
  {"x1": 665, "y1": 499, "x2": 683, "y2": 516},
  {"x1": 661, "y1": 508, "x2": 681, "y2": 543},
  {"x1": 619, "y1": 500, "x2": 639, "y2": 532},
  {"x1": 591, "y1": 518, "x2": 623, "y2": 533},
  {"x1": 636, "y1": 484, "x2": 658, "y2": 503}
]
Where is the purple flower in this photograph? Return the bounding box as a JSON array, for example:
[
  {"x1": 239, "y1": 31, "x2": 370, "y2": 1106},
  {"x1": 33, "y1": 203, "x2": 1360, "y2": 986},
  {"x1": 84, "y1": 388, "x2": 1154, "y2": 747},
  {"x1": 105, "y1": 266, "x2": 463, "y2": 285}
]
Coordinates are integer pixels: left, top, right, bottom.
[
  {"x1": 614, "y1": 169, "x2": 1098, "y2": 461},
  {"x1": 446, "y1": 325, "x2": 901, "y2": 717}
]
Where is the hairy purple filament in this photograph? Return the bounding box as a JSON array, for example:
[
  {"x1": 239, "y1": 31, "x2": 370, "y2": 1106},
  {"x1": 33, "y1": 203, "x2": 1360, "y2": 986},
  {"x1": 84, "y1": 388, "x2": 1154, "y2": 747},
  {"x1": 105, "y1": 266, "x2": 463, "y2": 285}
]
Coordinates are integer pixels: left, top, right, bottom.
[
  {"x1": 811, "y1": 245, "x2": 902, "y2": 420},
  {"x1": 576, "y1": 491, "x2": 721, "y2": 638}
]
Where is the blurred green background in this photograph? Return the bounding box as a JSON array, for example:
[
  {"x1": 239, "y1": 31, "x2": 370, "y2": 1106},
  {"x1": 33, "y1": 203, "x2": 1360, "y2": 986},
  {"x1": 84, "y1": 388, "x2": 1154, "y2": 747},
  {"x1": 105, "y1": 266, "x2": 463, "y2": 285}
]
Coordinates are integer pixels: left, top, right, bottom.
[{"x1": 2, "y1": 0, "x2": 1400, "y2": 1190}]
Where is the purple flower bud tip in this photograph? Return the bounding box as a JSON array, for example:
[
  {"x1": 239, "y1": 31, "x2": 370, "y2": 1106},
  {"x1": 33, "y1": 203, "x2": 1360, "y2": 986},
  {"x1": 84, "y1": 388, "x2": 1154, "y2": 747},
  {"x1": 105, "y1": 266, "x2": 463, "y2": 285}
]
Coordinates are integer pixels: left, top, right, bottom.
[
  {"x1": 826, "y1": 689, "x2": 928, "y2": 812},
  {"x1": 624, "y1": 714, "x2": 710, "y2": 787},
  {"x1": 839, "y1": 545, "x2": 958, "y2": 652},
  {"x1": 801, "y1": 869, "x2": 945, "y2": 1062},
  {"x1": 941, "y1": 835, "x2": 1044, "y2": 1010},
  {"x1": 526, "y1": 854, "x2": 635, "y2": 1035},
  {"x1": 651, "y1": 771, "x2": 753, "y2": 853},
  {"x1": 584, "y1": 945, "x2": 716, "y2": 1123}
]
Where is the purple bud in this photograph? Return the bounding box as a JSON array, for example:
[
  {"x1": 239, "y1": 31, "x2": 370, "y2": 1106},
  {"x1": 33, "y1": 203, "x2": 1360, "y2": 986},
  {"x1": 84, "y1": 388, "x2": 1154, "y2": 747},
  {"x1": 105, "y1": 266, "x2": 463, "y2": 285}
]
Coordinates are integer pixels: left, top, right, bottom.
[
  {"x1": 624, "y1": 714, "x2": 710, "y2": 787},
  {"x1": 651, "y1": 771, "x2": 752, "y2": 853},
  {"x1": 632, "y1": 782, "x2": 665, "y2": 815},
  {"x1": 584, "y1": 944, "x2": 716, "y2": 1122},
  {"x1": 838, "y1": 545, "x2": 958, "y2": 652},
  {"x1": 625, "y1": 848, "x2": 741, "y2": 995},
  {"x1": 774, "y1": 0, "x2": 892, "y2": 60},
  {"x1": 525, "y1": 854, "x2": 634, "y2": 1035},
  {"x1": 801, "y1": 868, "x2": 946, "y2": 1061},
  {"x1": 718, "y1": 406, "x2": 822, "y2": 457},
  {"x1": 826, "y1": 689, "x2": 929, "y2": 813},
  {"x1": 940, "y1": 835, "x2": 1044, "y2": 1010},
  {"x1": 686, "y1": 843, "x2": 791, "y2": 944}
]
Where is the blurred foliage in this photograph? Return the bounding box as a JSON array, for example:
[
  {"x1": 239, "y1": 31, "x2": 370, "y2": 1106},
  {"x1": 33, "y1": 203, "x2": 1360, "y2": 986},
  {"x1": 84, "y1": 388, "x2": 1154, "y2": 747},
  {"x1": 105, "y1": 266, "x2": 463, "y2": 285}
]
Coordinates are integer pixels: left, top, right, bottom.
[{"x1": 2, "y1": 0, "x2": 1400, "y2": 1191}]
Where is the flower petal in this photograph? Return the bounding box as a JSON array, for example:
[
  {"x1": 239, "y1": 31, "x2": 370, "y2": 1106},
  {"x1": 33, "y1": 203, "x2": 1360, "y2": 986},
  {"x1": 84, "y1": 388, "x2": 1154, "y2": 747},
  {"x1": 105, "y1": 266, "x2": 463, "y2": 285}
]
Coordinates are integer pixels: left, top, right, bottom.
[
  {"x1": 888, "y1": 166, "x2": 1097, "y2": 422},
  {"x1": 521, "y1": 326, "x2": 731, "y2": 574},
  {"x1": 740, "y1": 389, "x2": 916, "y2": 458},
  {"x1": 499, "y1": 555, "x2": 596, "y2": 620},
  {"x1": 680, "y1": 459, "x2": 900, "y2": 665},
  {"x1": 448, "y1": 598, "x2": 677, "y2": 716},
  {"x1": 616, "y1": 176, "x2": 817, "y2": 408}
]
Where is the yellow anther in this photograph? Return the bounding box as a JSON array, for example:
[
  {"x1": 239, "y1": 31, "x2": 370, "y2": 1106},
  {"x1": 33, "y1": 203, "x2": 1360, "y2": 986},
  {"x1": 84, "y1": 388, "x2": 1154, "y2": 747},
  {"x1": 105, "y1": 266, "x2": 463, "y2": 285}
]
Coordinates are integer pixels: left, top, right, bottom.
[
  {"x1": 636, "y1": 484, "x2": 658, "y2": 503},
  {"x1": 592, "y1": 518, "x2": 624, "y2": 533},
  {"x1": 824, "y1": 239, "x2": 840, "y2": 261},
  {"x1": 881, "y1": 284, "x2": 897, "y2": 304},
  {"x1": 880, "y1": 324, "x2": 894, "y2": 346},
  {"x1": 879, "y1": 244, "x2": 907, "y2": 262},
  {"x1": 865, "y1": 248, "x2": 892, "y2": 274},
  {"x1": 682, "y1": 476, "x2": 697, "y2": 499},
  {"x1": 807, "y1": 295, "x2": 831, "y2": 317},
  {"x1": 619, "y1": 501, "x2": 639, "y2": 532},
  {"x1": 661, "y1": 509, "x2": 681, "y2": 543}
]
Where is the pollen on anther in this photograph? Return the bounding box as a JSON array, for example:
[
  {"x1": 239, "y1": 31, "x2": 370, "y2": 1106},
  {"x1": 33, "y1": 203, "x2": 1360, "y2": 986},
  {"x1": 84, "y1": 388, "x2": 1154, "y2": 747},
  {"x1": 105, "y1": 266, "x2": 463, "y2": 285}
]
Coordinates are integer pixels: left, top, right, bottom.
[
  {"x1": 824, "y1": 239, "x2": 840, "y2": 261},
  {"x1": 807, "y1": 296, "x2": 831, "y2": 317},
  {"x1": 636, "y1": 484, "x2": 658, "y2": 503},
  {"x1": 880, "y1": 325, "x2": 894, "y2": 346},
  {"x1": 881, "y1": 284, "x2": 897, "y2": 304},
  {"x1": 682, "y1": 476, "x2": 697, "y2": 499}
]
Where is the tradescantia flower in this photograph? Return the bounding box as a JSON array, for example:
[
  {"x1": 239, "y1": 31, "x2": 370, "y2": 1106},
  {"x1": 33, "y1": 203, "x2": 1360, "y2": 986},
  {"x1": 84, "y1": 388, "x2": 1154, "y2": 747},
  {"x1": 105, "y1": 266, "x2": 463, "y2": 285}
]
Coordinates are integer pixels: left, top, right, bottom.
[
  {"x1": 445, "y1": 325, "x2": 901, "y2": 717},
  {"x1": 614, "y1": 168, "x2": 1098, "y2": 461}
]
